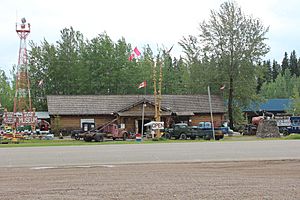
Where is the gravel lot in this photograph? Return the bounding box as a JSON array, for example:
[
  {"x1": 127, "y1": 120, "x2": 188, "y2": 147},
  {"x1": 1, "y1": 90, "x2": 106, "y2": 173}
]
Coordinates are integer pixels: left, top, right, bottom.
[{"x1": 0, "y1": 160, "x2": 299, "y2": 200}]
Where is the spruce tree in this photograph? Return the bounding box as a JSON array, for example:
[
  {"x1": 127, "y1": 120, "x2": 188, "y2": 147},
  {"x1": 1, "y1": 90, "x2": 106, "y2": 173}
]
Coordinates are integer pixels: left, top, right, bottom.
[
  {"x1": 272, "y1": 60, "x2": 280, "y2": 81},
  {"x1": 281, "y1": 52, "x2": 289, "y2": 73},
  {"x1": 290, "y1": 50, "x2": 298, "y2": 76}
]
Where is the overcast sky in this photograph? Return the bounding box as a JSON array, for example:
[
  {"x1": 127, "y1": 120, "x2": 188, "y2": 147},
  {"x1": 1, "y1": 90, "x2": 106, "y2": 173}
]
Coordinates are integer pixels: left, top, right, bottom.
[{"x1": 1, "y1": 0, "x2": 300, "y2": 77}]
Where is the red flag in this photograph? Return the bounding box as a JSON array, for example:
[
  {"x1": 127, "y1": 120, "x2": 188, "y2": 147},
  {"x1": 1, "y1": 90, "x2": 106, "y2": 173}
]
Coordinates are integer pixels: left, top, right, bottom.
[
  {"x1": 134, "y1": 47, "x2": 141, "y2": 56},
  {"x1": 128, "y1": 53, "x2": 135, "y2": 61},
  {"x1": 138, "y1": 81, "x2": 146, "y2": 89}
]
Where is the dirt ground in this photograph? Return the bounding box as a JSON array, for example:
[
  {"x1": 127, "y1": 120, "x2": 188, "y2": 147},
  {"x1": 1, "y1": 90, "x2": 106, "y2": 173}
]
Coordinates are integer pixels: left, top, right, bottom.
[{"x1": 0, "y1": 160, "x2": 299, "y2": 200}]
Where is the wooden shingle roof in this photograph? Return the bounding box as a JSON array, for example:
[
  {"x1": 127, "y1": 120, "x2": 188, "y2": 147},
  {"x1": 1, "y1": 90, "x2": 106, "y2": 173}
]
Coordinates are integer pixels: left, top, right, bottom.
[{"x1": 47, "y1": 95, "x2": 225, "y2": 115}]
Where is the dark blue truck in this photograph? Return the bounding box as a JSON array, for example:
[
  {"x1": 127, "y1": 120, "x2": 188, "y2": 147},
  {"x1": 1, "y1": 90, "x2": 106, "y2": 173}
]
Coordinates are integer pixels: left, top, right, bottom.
[
  {"x1": 287, "y1": 116, "x2": 300, "y2": 134},
  {"x1": 198, "y1": 122, "x2": 230, "y2": 137}
]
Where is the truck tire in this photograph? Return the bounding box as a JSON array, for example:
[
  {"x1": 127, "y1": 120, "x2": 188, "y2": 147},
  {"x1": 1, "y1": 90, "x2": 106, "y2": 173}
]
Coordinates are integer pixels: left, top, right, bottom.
[
  {"x1": 123, "y1": 133, "x2": 128, "y2": 141},
  {"x1": 84, "y1": 136, "x2": 92, "y2": 142},
  {"x1": 180, "y1": 133, "x2": 187, "y2": 140},
  {"x1": 283, "y1": 130, "x2": 289, "y2": 136},
  {"x1": 204, "y1": 135, "x2": 211, "y2": 140},
  {"x1": 74, "y1": 135, "x2": 80, "y2": 140},
  {"x1": 164, "y1": 133, "x2": 171, "y2": 139},
  {"x1": 94, "y1": 134, "x2": 104, "y2": 142}
]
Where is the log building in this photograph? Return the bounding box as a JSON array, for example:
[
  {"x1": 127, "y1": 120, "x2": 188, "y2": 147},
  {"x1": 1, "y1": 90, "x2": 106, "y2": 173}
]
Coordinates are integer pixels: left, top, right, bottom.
[{"x1": 47, "y1": 95, "x2": 226, "y2": 134}]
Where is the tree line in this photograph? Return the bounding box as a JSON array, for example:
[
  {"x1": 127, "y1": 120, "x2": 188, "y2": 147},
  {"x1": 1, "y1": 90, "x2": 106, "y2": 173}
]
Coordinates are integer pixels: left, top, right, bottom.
[
  {"x1": 27, "y1": 28, "x2": 191, "y2": 111},
  {"x1": 258, "y1": 50, "x2": 300, "y2": 98},
  {"x1": 1, "y1": 1, "x2": 300, "y2": 126},
  {"x1": 0, "y1": 69, "x2": 14, "y2": 111}
]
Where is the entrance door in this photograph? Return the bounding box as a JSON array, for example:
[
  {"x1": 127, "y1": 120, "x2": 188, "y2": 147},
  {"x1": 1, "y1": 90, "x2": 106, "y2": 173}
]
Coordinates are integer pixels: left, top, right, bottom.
[{"x1": 138, "y1": 119, "x2": 151, "y2": 135}]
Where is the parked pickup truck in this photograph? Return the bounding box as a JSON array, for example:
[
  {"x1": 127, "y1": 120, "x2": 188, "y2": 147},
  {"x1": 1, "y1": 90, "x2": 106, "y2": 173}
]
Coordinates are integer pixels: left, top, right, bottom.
[
  {"x1": 165, "y1": 122, "x2": 224, "y2": 140},
  {"x1": 197, "y1": 122, "x2": 224, "y2": 140},
  {"x1": 71, "y1": 119, "x2": 132, "y2": 142}
]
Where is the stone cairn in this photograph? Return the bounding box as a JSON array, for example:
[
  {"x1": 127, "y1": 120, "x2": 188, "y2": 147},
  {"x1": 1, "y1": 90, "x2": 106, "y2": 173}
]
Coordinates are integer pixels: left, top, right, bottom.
[{"x1": 256, "y1": 119, "x2": 281, "y2": 138}]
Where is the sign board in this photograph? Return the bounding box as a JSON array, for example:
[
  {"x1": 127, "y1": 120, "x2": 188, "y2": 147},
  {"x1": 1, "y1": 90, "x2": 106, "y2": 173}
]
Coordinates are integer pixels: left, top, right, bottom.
[
  {"x1": 274, "y1": 116, "x2": 291, "y2": 127},
  {"x1": 144, "y1": 121, "x2": 164, "y2": 130},
  {"x1": 3, "y1": 112, "x2": 15, "y2": 124},
  {"x1": 276, "y1": 119, "x2": 291, "y2": 127},
  {"x1": 18, "y1": 112, "x2": 37, "y2": 125},
  {"x1": 152, "y1": 122, "x2": 164, "y2": 130}
]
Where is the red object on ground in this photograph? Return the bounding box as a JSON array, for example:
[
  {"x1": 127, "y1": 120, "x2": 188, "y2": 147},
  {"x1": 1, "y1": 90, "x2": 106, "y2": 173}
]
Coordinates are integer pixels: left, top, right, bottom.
[{"x1": 252, "y1": 116, "x2": 264, "y2": 126}]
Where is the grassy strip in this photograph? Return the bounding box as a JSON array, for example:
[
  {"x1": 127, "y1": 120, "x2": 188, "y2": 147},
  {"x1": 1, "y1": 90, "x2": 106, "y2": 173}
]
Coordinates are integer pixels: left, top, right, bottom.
[
  {"x1": 0, "y1": 137, "x2": 206, "y2": 147},
  {"x1": 223, "y1": 135, "x2": 282, "y2": 141},
  {"x1": 284, "y1": 134, "x2": 300, "y2": 140},
  {"x1": 0, "y1": 134, "x2": 299, "y2": 148}
]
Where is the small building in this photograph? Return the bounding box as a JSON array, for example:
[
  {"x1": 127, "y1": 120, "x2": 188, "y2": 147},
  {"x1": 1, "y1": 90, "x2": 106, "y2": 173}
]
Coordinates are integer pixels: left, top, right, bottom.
[
  {"x1": 47, "y1": 95, "x2": 226, "y2": 134},
  {"x1": 244, "y1": 98, "x2": 292, "y2": 122},
  {"x1": 244, "y1": 98, "x2": 292, "y2": 129},
  {"x1": 35, "y1": 111, "x2": 50, "y2": 122}
]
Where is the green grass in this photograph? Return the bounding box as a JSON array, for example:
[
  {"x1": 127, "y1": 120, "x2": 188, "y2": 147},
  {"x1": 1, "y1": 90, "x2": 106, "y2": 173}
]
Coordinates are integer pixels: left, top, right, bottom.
[
  {"x1": 223, "y1": 135, "x2": 282, "y2": 141},
  {"x1": 284, "y1": 134, "x2": 300, "y2": 140},
  {"x1": 0, "y1": 137, "x2": 214, "y2": 147},
  {"x1": 0, "y1": 134, "x2": 299, "y2": 148},
  {"x1": 0, "y1": 139, "x2": 96, "y2": 147}
]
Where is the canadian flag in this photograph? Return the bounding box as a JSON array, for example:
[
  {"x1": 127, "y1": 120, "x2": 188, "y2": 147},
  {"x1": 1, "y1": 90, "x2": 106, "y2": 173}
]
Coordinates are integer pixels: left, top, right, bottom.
[
  {"x1": 138, "y1": 81, "x2": 147, "y2": 89},
  {"x1": 128, "y1": 47, "x2": 141, "y2": 61}
]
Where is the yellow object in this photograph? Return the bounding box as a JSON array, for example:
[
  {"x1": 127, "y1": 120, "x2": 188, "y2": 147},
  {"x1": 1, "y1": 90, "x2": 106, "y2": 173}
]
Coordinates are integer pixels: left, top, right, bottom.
[{"x1": 11, "y1": 137, "x2": 19, "y2": 144}]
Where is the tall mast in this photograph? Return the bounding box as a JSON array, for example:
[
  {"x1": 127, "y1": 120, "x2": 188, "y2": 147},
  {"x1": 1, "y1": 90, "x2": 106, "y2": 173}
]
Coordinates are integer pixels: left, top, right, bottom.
[{"x1": 14, "y1": 17, "x2": 32, "y2": 113}]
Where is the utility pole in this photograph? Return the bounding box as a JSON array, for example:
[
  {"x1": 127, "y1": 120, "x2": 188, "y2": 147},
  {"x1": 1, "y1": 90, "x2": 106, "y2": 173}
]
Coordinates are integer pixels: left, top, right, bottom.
[{"x1": 208, "y1": 86, "x2": 215, "y2": 140}]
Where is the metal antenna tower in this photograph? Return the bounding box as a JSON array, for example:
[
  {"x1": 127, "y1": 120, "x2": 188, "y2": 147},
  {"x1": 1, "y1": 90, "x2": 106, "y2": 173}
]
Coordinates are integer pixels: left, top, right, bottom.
[{"x1": 14, "y1": 17, "x2": 32, "y2": 113}]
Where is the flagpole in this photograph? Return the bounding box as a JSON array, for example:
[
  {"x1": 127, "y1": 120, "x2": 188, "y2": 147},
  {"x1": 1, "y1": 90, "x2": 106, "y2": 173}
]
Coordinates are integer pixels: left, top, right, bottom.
[
  {"x1": 141, "y1": 100, "x2": 145, "y2": 138},
  {"x1": 208, "y1": 85, "x2": 215, "y2": 140},
  {"x1": 141, "y1": 81, "x2": 146, "y2": 138}
]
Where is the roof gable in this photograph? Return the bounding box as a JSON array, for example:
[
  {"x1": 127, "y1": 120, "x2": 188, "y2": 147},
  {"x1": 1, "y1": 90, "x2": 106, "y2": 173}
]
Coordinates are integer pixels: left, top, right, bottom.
[{"x1": 117, "y1": 98, "x2": 170, "y2": 113}]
